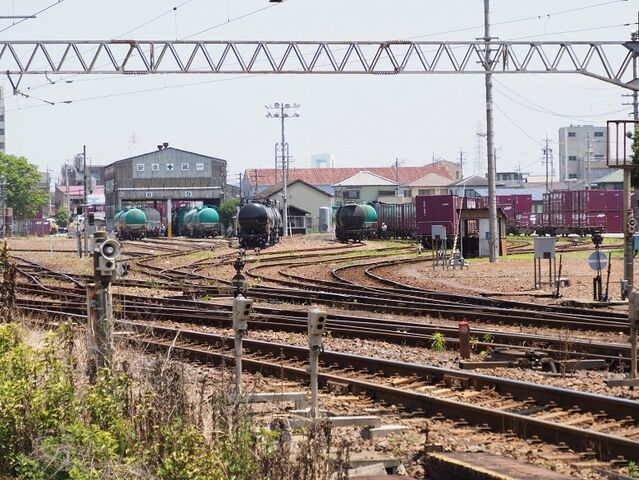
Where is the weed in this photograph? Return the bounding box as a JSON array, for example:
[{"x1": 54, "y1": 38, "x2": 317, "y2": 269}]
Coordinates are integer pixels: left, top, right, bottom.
[
  {"x1": 628, "y1": 461, "x2": 639, "y2": 478},
  {"x1": 481, "y1": 332, "x2": 495, "y2": 344},
  {"x1": 431, "y1": 332, "x2": 447, "y2": 352},
  {"x1": 469, "y1": 335, "x2": 479, "y2": 353}
]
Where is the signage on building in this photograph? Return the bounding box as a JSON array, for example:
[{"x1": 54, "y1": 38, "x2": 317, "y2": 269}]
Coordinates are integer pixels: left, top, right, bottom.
[
  {"x1": 136, "y1": 163, "x2": 144, "y2": 172},
  {"x1": 151, "y1": 163, "x2": 160, "y2": 172},
  {"x1": 166, "y1": 163, "x2": 174, "y2": 171}
]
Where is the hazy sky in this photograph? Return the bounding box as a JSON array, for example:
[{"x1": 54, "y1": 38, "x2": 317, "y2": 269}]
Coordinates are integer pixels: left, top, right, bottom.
[{"x1": 1, "y1": 0, "x2": 637, "y2": 184}]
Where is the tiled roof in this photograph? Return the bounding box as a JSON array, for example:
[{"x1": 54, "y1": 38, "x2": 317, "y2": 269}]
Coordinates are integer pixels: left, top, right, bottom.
[
  {"x1": 245, "y1": 165, "x2": 453, "y2": 187},
  {"x1": 409, "y1": 172, "x2": 454, "y2": 187},
  {"x1": 333, "y1": 171, "x2": 396, "y2": 187},
  {"x1": 255, "y1": 179, "x2": 332, "y2": 198}
]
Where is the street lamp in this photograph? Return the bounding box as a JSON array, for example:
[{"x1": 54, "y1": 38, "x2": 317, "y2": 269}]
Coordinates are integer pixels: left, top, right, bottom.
[{"x1": 265, "y1": 102, "x2": 300, "y2": 237}]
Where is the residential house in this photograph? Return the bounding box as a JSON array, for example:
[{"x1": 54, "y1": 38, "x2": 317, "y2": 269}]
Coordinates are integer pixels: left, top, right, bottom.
[
  {"x1": 255, "y1": 179, "x2": 333, "y2": 233},
  {"x1": 447, "y1": 175, "x2": 489, "y2": 197},
  {"x1": 332, "y1": 171, "x2": 399, "y2": 204},
  {"x1": 243, "y1": 164, "x2": 453, "y2": 197},
  {"x1": 407, "y1": 172, "x2": 452, "y2": 198}
]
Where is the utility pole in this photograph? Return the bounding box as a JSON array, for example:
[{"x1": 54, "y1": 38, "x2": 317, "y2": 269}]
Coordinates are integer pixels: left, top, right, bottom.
[
  {"x1": 394, "y1": 157, "x2": 404, "y2": 196},
  {"x1": 623, "y1": 17, "x2": 638, "y2": 301},
  {"x1": 483, "y1": 0, "x2": 498, "y2": 262},
  {"x1": 542, "y1": 137, "x2": 552, "y2": 192},
  {"x1": 458, "y1": 149, "x2": 465, "y2": 180},
  {"x1": 265, "y1": 102, "x2": 300, "y2": 237},
  {"x1": 586, "y1": 132, "x2": 592, "y2": 190},
  {"x1": 83, "y1": 145, "x2": 89, "y2": 256},
  {"x1": 237, "y1": 172, "x2": 243, "y2": 201}
]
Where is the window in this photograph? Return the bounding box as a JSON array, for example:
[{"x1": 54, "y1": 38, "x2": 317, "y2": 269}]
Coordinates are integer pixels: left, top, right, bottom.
[
  {"x1": 568, "y1": 155, "x2": 577, "y2": 161},
  {"x1": 0, "y1": 129, "x2": 4, "y2": 135},
  {"x1": 594, "y1": 154, "x2": 604, "y2": 159},
  {"x1": 0, "y1": 115, "x2": 4, "y2": 121},
  {"x1": 0, "y1": 142, "x2": 4, "y2": 150},
  {"x1": 594, "y1": 131, "x2": 604, "y2": 137},
  {"x1": 568, "y1": 132, "x2": 576, "y2": 137},
  {"x1": 502, "y1": 174, "x2": 511, "y2": 180},
  {"x1": 404, "y1": 189, "x2": 411, "y2": 197},
  {"x1": 343, "y1": 190, "x2": 360, "y2": 200},
  {"x1": 568, "y1": 174, "x2": 578, "y2": 179},
  {"x1": 378, "y1": 190, "x2": 395, "y2": 197},
  {"x1": 418, "y1": 189, "x2": 432, "y2": 196}
]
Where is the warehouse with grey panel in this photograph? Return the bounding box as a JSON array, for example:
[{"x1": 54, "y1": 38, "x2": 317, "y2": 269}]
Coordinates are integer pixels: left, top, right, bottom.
[{"x1": 104, "y1": 145, "x2": 227, "y2": 234}]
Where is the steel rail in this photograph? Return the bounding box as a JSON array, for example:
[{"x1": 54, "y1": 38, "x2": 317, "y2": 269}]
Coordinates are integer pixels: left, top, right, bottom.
[{"x1": 122, "y1": 321, "x2": 639, "y2": 461}]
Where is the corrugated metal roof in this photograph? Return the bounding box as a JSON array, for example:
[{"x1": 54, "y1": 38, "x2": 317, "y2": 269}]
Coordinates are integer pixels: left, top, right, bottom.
[
  {"x1": 245, "y1": 165, "x2": 453, "y2": 187},
  {"x1": 594, "y1": 169, "x2": 623, "y2": 184},
  {"x1": 449, "y1": 175, "x2": 488, "y2": 187},
  {"x1": 473, "y1": 187, "x2": 546, "y2": 201}
]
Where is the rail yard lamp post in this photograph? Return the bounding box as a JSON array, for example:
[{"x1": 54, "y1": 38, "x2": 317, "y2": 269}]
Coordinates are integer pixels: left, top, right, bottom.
[{"x1": 265, "y1": 102, "x2": 300, "y2": 238}]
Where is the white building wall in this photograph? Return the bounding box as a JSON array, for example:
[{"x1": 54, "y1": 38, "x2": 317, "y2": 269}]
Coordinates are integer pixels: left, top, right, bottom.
[{"x1": 558, "y1": 125, "x2": 608, "y2": 183}]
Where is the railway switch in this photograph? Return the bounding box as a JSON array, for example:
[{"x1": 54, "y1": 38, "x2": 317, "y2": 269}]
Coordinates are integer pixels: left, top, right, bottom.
[
  {"x1": 308, "y1": 308, "x2": 327, "y2": 349},
  {"x1": 308, "y1": 308, "x2": 327, "y2": 419},
  {"x1": 233, "y1": 295, "x2": 253, "y2": 332},
  {"x1": 233, "y1": 294, "x2": 253, "y2": 396},
  {"x1": 94, "y1": 238, "x2": 122, "y2": 281}
]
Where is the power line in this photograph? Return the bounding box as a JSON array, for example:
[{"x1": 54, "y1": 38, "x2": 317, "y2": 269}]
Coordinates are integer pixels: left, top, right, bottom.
[
  {"x1": 408, "y1": 0, "x2": 627, "y2": 40},
  {"x1": 0, "y1": 0, "x2": 65, "y2": 34},
  {"x1": 493, "y1": 80, "x2": 630, "y2": 120},
  {"x1": 493, "y1": 101, "x2": 544, "y2": 147}
]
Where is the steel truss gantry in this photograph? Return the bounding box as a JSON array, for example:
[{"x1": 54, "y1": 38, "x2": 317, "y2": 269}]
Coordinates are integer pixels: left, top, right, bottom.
[{"x1": 1, "y1": 39, "x2": 638, "y2": 92}]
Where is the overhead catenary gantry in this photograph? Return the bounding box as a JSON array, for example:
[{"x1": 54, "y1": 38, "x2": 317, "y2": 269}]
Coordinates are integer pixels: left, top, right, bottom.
[{"x1": 0, "y1": 39, "x2": 638, "y2": 92}]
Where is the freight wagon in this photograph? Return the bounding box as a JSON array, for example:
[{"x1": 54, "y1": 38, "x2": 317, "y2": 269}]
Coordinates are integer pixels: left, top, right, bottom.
[{"x1": 375, "y1": 203, "x2": 416, "y2": 239}]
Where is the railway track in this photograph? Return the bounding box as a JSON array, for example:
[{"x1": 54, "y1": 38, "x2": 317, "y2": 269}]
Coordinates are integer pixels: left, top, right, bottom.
[
  {"x1": 12, "y1": 278, "x2": 635, "y2": 367},
  {"x1": 117, "y1": 321, "x2": 639, "y2": 462}
]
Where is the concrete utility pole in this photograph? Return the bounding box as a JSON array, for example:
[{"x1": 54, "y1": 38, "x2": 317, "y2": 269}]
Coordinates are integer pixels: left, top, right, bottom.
[
  {"x1": 458, "y1": 149, "x2": 465, "y2": 180},
  {"x1": 586, "y1": 132, "x2": 592, "y2": 190},
  {"x1": 265, "y1": 102, "x2": 300, "y2": 237},
  {"x1": 623, "y1": 19, "x2": 638, "y2": 300},
  {"x1": 483, "y1": 0, "x2": 498, "y2": 262},
  {"x1": 543, "y1": 137, "x2": 552, "y2": 193},
  {"x1": 83, "y1": 145, "x2": 89, "y2": 256}
]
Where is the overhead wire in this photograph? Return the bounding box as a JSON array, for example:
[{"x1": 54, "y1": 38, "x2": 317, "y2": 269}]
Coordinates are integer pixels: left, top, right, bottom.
[
  {"x1": 5, "y1": 0, "x2": 632, "y2": 111},
  {"x1": 0, "y1": 0, "x2": 65, "y2": 34}
]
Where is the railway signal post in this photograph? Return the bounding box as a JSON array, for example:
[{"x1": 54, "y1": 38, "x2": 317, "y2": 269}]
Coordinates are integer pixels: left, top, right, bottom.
[
  {"x1": 232, "y1": 295, "x2": 253, "y2": 396},
  {"x1": 308, "y1": 308, "x2": 327, "y2": 419},
  {"x1": 86, "y1": 230, "x2": 121, "y2": 373}
]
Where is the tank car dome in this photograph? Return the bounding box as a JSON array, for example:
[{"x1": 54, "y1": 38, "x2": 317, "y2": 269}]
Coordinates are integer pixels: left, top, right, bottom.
[
  {"x1": 362, "y1": 204, "x2": 378, "y2": 223},
  {"x1": 114, "y1": 210, "x2": 124, "y2": 222},
  {"x1": 198, "y1": 207, "x2": 219, "y2": 224},
  {"x1": 238, "y1": 203, "x2": 269, "y2": 223},
  {"x1": 184, "y1": 208, "x2": 198, "y2": 224},
  {"x1": 123, "y1": 208, "x2": 146, "y2": 225}
]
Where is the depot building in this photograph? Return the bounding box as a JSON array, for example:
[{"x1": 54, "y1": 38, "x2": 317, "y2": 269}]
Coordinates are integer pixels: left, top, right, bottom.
[{"x1": 104, "y1": 144, "x2": 227, "y2": 231}]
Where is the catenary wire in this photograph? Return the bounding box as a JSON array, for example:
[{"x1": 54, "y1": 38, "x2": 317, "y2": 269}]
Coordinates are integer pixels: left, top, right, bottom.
[{"x1": 0, "y1": 0, "x2": 65, "y2": 34}]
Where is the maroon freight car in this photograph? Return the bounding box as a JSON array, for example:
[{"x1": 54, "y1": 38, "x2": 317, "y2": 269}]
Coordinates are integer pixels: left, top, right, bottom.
[
  {"x1": 375, "y1": 203, "x2": 416, "y2": 239},
  {"x1": 416, "y1": 194, "x2": 463, "y2": 237}
]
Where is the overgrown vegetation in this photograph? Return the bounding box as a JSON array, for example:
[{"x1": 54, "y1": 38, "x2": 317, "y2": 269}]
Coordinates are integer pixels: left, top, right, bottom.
[
  {"x1": 0, "y1": 152, "x2": 48, "y2": 219},
  {"x1": 430, "y1": 331, "x2": 447, "y2": 352},
  {"x1": 0, "y1": 241, "x2": 16, "y2": 323},
  {"x1": 0, "y1": 323, "x2": 349, "y2": 479}
]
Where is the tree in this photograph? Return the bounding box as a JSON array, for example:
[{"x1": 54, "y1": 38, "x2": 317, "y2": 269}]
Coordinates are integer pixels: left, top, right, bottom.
[
  {"x1": 219, "y1": 198, "x2": 240, "y2": 228},
  {"x1": 0, "y1": 153, "x2": 48, "y2": 219},
  {"x1": 54, "y1": 206, "x2": 69, "y2": 228}
]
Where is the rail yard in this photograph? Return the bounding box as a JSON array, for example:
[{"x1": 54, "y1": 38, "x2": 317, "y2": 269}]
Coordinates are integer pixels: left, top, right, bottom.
[{"x1": 5, "y1": 232, "x2": 638, "y2": 479}]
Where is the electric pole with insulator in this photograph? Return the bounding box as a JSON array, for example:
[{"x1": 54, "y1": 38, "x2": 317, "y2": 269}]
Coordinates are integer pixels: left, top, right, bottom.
[
  {"x1": 265, "y1": 102, "x2": 300, "y2": 237},
  {"x1": 483, "y1": 0, "x2": 498, "y2": 262}
]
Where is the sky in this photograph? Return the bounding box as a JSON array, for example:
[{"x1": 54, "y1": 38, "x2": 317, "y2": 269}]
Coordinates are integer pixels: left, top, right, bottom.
[{"x1": 0, "y1": 0, "x2": 637, "y2": 185}]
